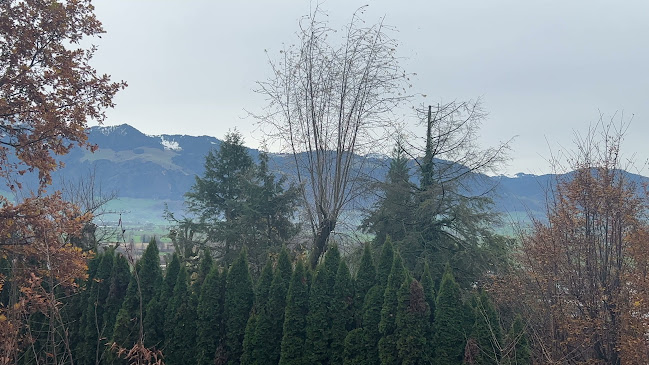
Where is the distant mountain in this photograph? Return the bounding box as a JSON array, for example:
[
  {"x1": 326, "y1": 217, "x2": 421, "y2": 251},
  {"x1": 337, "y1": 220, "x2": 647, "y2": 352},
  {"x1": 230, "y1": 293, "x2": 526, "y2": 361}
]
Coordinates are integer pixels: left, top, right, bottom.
[{"x1": 42, "y1": 124, "x2": 648, "y2": 225}]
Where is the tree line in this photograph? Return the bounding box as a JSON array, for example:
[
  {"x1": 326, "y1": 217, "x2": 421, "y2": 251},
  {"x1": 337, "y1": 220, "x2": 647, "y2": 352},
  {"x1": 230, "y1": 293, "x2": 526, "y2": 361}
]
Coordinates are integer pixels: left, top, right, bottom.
[{"x1": 11, "y1": 238, "x2": 528, "y2": 365}]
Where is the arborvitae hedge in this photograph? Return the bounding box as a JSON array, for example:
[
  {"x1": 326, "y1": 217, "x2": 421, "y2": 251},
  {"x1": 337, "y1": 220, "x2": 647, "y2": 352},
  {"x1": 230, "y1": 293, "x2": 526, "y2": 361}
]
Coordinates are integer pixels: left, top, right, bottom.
[
  {"x1": 196, "y1": 267, "x2": 225, "y2": 365},
  {"x1": 379, "y1": 251, "x2": 407, "y2": 365},
  {"x1": 305, "y1": 245, "x2": 340, "y2": 364},
  {"x1": 396, "y1": 278, "x2": 432, "y2": 365},
  {"x1": 433, "y1": 265, "x2": 468, "y2": 365},
  {"x1": 354, "y1": 243, "x2": 376, "y2": 326},
  {"x1": 331, "y1": 260, "x2": 354, "y2": 364},
  {"x1": 279, "y1": 260, "x2": 309, "y2": 365},
  {"x1": 224, "y1": 249, "x2": 255, "y2": 364},
  {"x1": 61, "y1": 240, "x2": 508, "y2": 365}
]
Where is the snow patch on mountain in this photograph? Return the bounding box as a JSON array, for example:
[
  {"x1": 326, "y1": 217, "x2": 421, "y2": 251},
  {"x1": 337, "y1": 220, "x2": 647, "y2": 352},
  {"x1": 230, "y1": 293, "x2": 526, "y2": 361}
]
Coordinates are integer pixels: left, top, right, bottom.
[{"x1": 160, "y1": 136, "x2": 182, "y2": 151}]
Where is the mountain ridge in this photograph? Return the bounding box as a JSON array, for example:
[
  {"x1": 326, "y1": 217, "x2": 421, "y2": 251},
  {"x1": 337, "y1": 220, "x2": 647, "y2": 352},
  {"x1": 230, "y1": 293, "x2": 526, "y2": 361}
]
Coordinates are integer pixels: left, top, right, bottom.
[{"x1": 43, "y1": 124, "x2": 649, "y2": 225}]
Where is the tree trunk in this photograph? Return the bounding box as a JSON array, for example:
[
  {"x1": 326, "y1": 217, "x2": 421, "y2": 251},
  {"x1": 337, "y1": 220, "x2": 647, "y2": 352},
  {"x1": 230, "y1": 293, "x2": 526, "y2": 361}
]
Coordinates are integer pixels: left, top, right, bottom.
[{"x1": 310, "y1": 219, "x2": 336, "y2": 268}]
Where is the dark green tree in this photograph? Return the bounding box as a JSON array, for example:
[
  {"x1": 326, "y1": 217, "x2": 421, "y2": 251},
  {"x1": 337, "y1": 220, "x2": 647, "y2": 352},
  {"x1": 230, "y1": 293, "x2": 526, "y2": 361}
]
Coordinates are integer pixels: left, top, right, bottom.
[
  {"x1": 362, "y1": 103, "x2": 512, "y2": 284},
  {"x1": 164, "y1": 266, "x2": 198, "y2": 365},
  {"x1": 305, "y1": 245, "x2": 340, "y2": 364},
  {"x1": 193, "y1": 248, "x2": 214, "y2": 291},
  {"x1": 396, "y1": 278, "x2": 432, "y2": 365},
  {"x1": 224, "y1": 250, "x2": 255, "y2": 364},
  {"x1": 360, "y1": 285, "x2": 384, "y2": 365},
  {"x1": 241, "y1": 311, "x2": 258, "y2": 365},
  {"x1": 354, "y1": 243, "x2": 376, "y2": 326},
  {"x1": 362, "y1": 143, "x2": 413, "y2": 246},
  {"x1": 254, "y1": 249, "x2": 293, "y2": 365},
  {"x1": 378, "y1": 252, "x2": 407, "y2": 365},
  {"x1": 279, "y1": 260, "x2": 310, "y2": 365},
  {"x1": 78, "y1": 249, "x2": 114, "y2": 364},
  {"x1": 184, "y1": 132, "x2": 300, "y2": 268},
  {"x1": 143, "y1": 293, "x2": 164, "y2": 349},
  {"x1": 112, "y1": 239, "x2": 163, "y2": 351},
  {"x1": 103, "y1": 253, "x2": 131, "y2": 341},
  {"x1": 434, "y1": 265, "x2": 468, "y2": 365},
  {"x1": 376, "y1": 237, "x2": 395, "y2": 288},
  {"x1": 196, "y1": 267, "x2": 226, "y2": 365},
  {"x1": 161, "y1": 253, "x2": 181, "y2": 304},
  {"x1": 331, "y1": 260, "x2": 354, "y2": 364}
]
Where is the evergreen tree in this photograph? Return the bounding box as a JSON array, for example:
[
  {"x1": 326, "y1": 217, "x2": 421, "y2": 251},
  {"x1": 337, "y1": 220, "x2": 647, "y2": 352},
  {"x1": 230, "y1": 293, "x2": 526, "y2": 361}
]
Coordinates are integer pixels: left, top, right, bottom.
[
  {"x1": 161, "y1": 253, "x2": 181, "y2": 307},
  {"x1": 305, "y1": 245, "x2": 340, "y2": 364},
  {"x1": 111, "y1": 239, "x2": 164, "y2": 353},
  {"x1": 362, "y1": 143, "x2": 413, "y2": 246},
  {"x1": 137, "y1": 239, "x2": 163, "y2": 307},
  {"x1": 112, "y1": 272, "x2": 139, "y2": 351},
  {"x1": 421, "y1": 263, "x2": 436, "y2": 323},
  {"x1": 254, "y1": 249, "x2": 293, "y2": 365},
  {"x1": 193, "y1": 248, "x2": 214, "y2": 291},
  {"x1": 256, "y1": 259, "x2": 275, "y2": 307},
  {"x1": 354, "y1": 243, "x2": 376, "y2": 326},
  {"x1": 197, "y1": 267, "x2": 226, "y2": 365},
  {"x1": 361, "y1": 285, "x2": 384, "y2": 365},
  {"x1": 396, "y1": 279, "x2": 432, "y2": 365},
  {"x1": 469, "y1": 291, "x2": 502, "y2": 365},
  {"x1": 165, "y1": 266, "x2": 198, "y2": 365},
  {"x1": 331, "y1": 260, "x2": 354, "y2": 364},
  {"x1": 79, "y1": 249, "x2": 114, "y2": 364},
  {"x1": 376, "y1": 237, "x2": 394, "y2": 288},
  {"x1": 103, "y1": 253, "x2": 131, "y2": 341},
  {"x1": 434, "y1": 265, "x2": 468, "y2": 365},
  {"x1": 504, "y1": 315, "x2": 530, "y2": 365},
  {"x1": 240, "y1": 312, "x2": 258, "y2": 365},
  {"x1": 185, "y1": 133, "x2": 300, "y2": 267},
  {"x1": 224, "y1": 250, "x2": 255, "y2": 364},
  {"x1": 279, "y1": 260, "x2": 309, "y2": 365},
  {"x1": 343, "y1": 328, "x2": 365, "y2": 365},
  {"x1": 143, "y1": 293, "x2": 164, "y2": 349},
  {"x1": 378, "y1": 252, "x2": 407, "y2": 365}
]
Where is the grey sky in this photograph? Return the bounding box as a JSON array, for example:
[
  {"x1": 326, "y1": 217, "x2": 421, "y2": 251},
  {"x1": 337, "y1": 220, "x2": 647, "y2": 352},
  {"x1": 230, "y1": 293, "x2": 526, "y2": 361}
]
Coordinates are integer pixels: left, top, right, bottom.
[{"x1": 90, "y1": 0, "x2": 649, "y2": 175}]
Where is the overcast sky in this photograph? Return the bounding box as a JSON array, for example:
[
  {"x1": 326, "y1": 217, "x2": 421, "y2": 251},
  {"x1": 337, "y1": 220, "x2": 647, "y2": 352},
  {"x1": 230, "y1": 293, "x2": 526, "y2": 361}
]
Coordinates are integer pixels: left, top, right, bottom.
[{"x1": 90, "y1": 0, "x2": 649, "y2": 175}]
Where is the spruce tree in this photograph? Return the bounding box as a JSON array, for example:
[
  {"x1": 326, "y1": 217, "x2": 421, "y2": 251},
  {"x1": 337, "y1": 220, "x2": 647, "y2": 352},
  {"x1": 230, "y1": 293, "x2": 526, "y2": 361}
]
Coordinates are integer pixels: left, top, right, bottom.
[
  {"x1": 433, "y1": 265, "x2": 467, "y2": 365},
  {"x1": 305, "y1": 245, "x2": 340, "y2": 364},
  {"x1": 197, "y1": 267, "x2": 225, "y2": 365},
  {"x1": 378, "y1": 252, "x2": 406, "y2": 365},
  {"x1": 224, "y1": 250, "x2": 255, "y2": 364},
  {"x1": 331, "y1": 260, "x2": 354, "y2": 364},
  {"x1": 279, "y1": 260, "x2": 309, "y2": 365},
  {"x1": 396, "y1": 279, "x2": 432, "y2": 365},
  {"x1": 354, "y1": 243, "x2": 376, "y2": 326}
]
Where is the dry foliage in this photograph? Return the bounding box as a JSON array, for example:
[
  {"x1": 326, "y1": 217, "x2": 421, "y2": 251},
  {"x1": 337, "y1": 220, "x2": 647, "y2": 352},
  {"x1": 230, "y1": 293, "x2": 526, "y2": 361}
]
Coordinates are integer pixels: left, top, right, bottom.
[
  {"x1": 0, "y1": 0, "x2": 125, "y2": 362},
  {"x1": 493, "y1": 121, "x2": 649, "y2": 364}
]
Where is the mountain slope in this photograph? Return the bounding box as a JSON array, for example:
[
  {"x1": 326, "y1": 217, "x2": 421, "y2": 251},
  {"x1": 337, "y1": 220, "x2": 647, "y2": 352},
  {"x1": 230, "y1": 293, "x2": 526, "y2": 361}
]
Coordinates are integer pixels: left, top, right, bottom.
[{"x1": 44, "y1": 124, "x2": 649, "y2": 225}]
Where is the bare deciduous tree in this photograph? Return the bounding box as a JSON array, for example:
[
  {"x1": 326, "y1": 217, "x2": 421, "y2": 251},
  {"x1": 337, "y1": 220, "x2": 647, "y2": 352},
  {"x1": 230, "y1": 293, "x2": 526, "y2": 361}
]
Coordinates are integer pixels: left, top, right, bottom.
[{"x1": 255, "y1": 6, "x2": 411, "y2": 267}]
